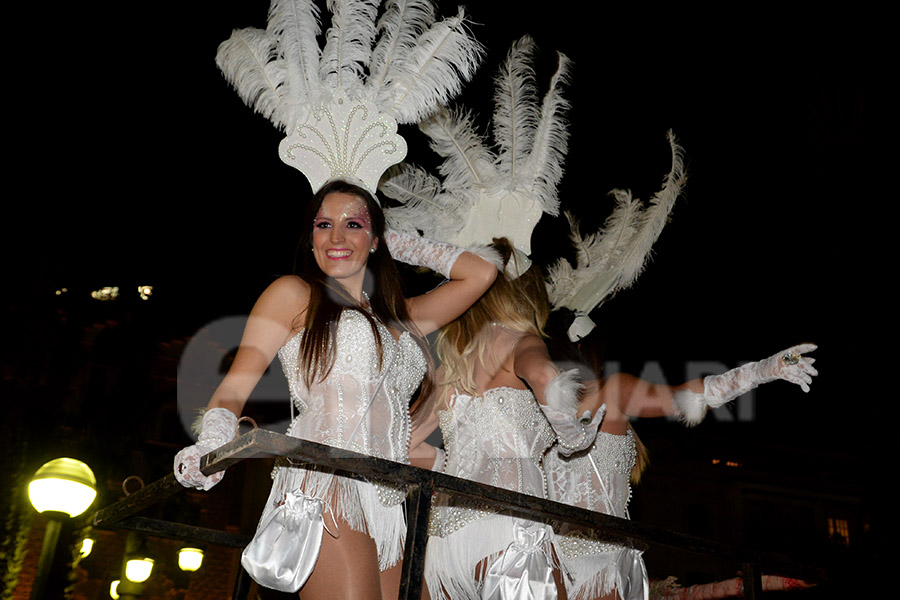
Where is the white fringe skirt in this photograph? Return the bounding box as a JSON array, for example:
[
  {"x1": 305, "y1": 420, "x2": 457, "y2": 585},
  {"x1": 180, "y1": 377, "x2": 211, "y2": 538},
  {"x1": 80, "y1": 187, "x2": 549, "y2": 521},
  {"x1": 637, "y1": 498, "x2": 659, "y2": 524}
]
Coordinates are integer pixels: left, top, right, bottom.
[
  {"x1": 425, "y1": 510, "x2": 563, "y2": 600},
  {"x1": 258, "y1": 463, "x2": 407, "y2": 571}
]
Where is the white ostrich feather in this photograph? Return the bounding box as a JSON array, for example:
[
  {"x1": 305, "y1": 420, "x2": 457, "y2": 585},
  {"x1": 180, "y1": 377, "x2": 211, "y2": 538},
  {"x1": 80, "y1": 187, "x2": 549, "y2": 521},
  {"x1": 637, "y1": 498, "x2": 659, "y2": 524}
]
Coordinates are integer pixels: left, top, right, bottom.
[
  {"x1": 493, "y1": 36, "x2": 540, "y2": 178},
  {"x1": 419, "y1": 107, "x2": 498, "y2": 193},
  {"x1": 267, "y1": 0, "x2": 323, "y2": 112},
  {"x1": 520, "y1": 51, "x2": 572, "y2": 216},
  {"x1": 617, "y1": 130, "x2": 686, "y2": 288},
  {"x1": 367, "y1": 0, "x2": 437, "y2": 96},
  {"x1": 215, "y1": 27, "x2": 289, "y2": 130},
  {"x1": 383, "y1": 7, "x2": 485, "y2": 123},
  {"x1": 381, "y1": 163, "x2": 443, "y2": 234},
  {"x1": 548, "y1": 131, "x2": 686, "y2": 314},
  {"x1": 319, "y1": 0, "x2": 379, "y2": 92},
  {"x1": 381, "y1": 36, "x2": 572, "y2": 262}
]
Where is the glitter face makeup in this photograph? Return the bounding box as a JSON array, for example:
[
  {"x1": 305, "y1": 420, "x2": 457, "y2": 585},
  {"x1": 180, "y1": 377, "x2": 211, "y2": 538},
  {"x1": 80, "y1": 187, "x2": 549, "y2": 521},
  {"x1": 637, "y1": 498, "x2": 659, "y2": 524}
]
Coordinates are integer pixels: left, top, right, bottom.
[{"x1": 312, "y1": 192, "x2": 378, "y2": 296}]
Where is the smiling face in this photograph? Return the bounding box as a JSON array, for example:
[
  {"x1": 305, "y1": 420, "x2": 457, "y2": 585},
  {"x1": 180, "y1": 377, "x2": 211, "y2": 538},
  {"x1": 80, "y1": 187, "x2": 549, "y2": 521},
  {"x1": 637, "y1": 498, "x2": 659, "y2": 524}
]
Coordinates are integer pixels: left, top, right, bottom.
[{"x1": 311, "y1": 191, "x2": 378, "y2": 295}]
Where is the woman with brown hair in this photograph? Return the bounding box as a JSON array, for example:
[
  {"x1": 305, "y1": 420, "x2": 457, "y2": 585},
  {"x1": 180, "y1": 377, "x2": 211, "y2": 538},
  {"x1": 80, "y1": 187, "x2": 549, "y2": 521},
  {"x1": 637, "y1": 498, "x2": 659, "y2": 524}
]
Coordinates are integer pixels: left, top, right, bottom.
[{"x1": 174, "y1": 178, "x2": 497, "y2": 600}]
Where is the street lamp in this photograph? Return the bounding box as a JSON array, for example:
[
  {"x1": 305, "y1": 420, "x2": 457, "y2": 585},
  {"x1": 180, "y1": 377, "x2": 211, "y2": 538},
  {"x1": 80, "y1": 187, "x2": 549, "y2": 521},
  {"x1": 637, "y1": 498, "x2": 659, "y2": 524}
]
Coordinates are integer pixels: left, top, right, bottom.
[
  {"x1": 177, "y1": 547, "x2": 204, "y2": 572},
  {"x1": 27, "y1": 458, "x2": 97, "y2": 600},
  {"x1": 28, "y1": 457, "x2": 97, "y2": 517},
  {"x1": 124, "y1": 557, "x2": 154, "y2": 583}
]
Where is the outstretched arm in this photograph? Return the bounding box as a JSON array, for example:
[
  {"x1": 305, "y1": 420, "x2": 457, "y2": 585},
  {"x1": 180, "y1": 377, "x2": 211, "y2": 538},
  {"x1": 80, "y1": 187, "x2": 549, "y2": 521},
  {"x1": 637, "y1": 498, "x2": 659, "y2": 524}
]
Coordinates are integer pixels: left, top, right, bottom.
[{"x1": 585, "y1": 344, "x2": 818, "y2": 431}]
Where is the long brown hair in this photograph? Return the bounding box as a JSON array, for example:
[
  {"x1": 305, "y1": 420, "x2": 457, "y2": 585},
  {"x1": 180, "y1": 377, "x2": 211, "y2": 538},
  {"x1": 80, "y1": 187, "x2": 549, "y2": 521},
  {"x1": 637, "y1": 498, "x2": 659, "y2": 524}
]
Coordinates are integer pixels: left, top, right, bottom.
[
  {"x1": 293, "y1": 179, "x2": 433, "y2": 413},
  {"x1": 436, "y1": 238, "x2": 549, "y2": 405}
]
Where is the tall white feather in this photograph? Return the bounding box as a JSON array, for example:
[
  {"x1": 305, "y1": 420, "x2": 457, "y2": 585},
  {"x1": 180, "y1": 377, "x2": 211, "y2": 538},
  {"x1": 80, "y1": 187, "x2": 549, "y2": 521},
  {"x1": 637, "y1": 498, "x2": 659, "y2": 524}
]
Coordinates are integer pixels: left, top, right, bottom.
[
  {"x1": 616, "y1": 130, "x2": 686, "y2": 288},
  {"x1": 380, "y1": 163, "x2": 444, "y2": 234},
  {"x1": 267, "y1": 0, "x2": 324, "y2": 116},
  {"x1": 367, "y1": 0, "x2": 437, "y2": 97},
  {"x1": 216, "y1": 28, "x2": 289, "y2": 130},
  {"x1": 381, "y1": 35, "x2": 571, "y2": 266},
  {"x1": 547, "y1": 132, "x2": 686, "y2": 315},
  {"x1": 320, "y1": 0, "x2": 380, "y2": 92},
  {"x1": 493, "y1": 36, "x2": 540, "y2": 182},
  {"x1": 520, "y1": 52, "x2": 572, "y2": 216},
  {"x1": 385, "y1": 8, "x2": 485, "y2": 123},
  {"x1": 419, "y1": 108, "x2": 498, "y2": 195}
]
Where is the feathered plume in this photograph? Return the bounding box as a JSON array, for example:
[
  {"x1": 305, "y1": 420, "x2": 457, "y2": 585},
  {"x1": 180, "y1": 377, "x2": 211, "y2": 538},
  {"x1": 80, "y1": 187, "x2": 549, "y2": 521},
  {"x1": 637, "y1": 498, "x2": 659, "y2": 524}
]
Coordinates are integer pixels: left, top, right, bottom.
[
  {"x1": 382, "y1": 36, "x2": 572, "y2": 263},
  {"x1": 319, "y1": 0, "x2": 379, "y2": 92},
  {"x1": 547, "y1": 131, "x2": 687, "y2": 339},
  {"x1": 215, "y1": 28, "x2": 290, "y2": 130},
  {"x1": 216, "y1": 0, "x2": 482, "y2": 129},
  {"x1": 216, "y1": 0, "x2": 484, "y2": 195},
  {"x1": 267, "y1": 0, "x2": 323, "y2": 114}
]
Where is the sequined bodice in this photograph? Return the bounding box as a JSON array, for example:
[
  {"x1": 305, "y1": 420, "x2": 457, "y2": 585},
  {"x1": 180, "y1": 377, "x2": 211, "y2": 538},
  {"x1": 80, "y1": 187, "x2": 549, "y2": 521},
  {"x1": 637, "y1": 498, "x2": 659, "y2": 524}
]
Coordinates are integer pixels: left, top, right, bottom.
[
  {"x1": 277, "y1": 310, "x2": 427, "y2": 464},
  {"x1": 545, "y1": 429, "x2": 636, "y2": 517},
  {"x1": 438, "y1": 387, "x2": 555, "y2": 495}
]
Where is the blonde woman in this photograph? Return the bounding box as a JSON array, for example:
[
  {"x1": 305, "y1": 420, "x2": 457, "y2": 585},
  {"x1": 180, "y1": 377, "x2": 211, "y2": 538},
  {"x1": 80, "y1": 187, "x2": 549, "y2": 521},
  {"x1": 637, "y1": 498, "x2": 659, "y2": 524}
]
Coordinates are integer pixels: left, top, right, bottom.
[{"x1": 411, "y1": 238, "x2": 599, "y2": 600}]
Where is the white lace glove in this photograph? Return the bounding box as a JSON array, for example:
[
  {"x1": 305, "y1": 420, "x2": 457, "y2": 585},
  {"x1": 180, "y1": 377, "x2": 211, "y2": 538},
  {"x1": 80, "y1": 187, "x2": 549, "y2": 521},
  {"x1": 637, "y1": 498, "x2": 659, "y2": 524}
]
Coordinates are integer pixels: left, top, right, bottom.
[
  {"x1": 174, "y1": 408, "x2": 237, "y2": 490},
  {"x1": 673, "y1": 344, "x2": 818, "y2": 426},
  {"x1": 384, "y1": 229, "x2": 466, "y2": 278},
  {"x1": 540, "y1": 370, "x2": 604, "y2": 456}
]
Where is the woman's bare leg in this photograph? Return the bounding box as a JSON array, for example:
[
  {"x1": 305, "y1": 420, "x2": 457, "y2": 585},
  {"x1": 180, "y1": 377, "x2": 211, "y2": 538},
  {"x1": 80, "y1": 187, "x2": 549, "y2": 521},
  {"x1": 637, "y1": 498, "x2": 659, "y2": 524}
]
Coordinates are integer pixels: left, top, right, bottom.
[
  {"x1": 379, "y1": 561, "x2": 402, "y2": 600},
  {"x1": 299, "y1": 517, "x2": 383, "y2": 600}
]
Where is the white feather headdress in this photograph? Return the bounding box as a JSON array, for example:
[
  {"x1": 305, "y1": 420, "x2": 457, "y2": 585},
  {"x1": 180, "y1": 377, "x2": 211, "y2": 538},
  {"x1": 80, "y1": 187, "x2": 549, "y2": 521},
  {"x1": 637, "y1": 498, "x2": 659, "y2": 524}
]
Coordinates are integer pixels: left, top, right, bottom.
[
  {"x1": 215, "y1": 0, "x2": 484, "y2": 195},
  {"x1": 381, "y1": 35, "x2": 572, "y2": 274},
  {"x1": 546, "y1": 130, "x2": 687, "y2": 341}
]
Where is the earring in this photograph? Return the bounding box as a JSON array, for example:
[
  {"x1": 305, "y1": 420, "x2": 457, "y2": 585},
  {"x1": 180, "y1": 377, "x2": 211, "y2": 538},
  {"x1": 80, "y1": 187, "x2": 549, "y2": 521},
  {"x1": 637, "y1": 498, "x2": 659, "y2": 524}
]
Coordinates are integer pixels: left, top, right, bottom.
[{"x1": 370, "y1": 247, "x2": 376, "y2": 254}]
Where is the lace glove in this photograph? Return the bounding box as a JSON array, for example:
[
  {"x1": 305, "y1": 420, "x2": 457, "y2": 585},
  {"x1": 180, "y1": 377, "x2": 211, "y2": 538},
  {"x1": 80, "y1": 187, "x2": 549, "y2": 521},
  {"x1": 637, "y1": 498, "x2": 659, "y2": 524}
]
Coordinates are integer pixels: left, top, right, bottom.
[
  {"x1": 384, "y1": 229, "x2": 466, "y2": 278},
  {"x1": 540, "y1": 370, "x2": 604, "y2": 456},
  {"x1": 673, "y1": 343, "x2": 818, "y2": 426},
  {"x1": 174, "y1": 408, "x2": 237, "y2": 490}
]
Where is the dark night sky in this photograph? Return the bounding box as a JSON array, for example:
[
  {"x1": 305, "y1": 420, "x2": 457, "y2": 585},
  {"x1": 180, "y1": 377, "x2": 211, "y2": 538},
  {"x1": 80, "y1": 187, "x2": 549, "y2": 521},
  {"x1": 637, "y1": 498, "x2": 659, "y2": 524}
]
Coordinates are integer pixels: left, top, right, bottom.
[
  {"x1": 10, "y1": 0, "x2": 881, "y2": 573},
  {"x1": 26, "y1": 2, "x2": 868, "y2": 398}
]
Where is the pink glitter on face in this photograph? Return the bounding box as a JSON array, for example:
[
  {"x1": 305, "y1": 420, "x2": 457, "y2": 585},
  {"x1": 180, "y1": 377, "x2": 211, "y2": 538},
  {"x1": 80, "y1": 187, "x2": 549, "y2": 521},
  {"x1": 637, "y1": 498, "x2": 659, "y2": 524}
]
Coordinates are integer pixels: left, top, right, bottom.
[{"x1": 313, "y1": 197, "x2": 373, "y2": 239}]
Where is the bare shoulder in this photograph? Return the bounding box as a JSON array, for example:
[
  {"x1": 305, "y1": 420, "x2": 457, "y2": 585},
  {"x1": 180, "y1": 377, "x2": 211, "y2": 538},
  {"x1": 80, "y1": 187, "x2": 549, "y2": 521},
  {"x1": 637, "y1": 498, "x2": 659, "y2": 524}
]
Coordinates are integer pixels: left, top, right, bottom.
[
  {"x1": 511, "y1": 332, "x2": 548, "y2": 355},
  {"x1": 265, "y1": 274, "x2": 310, "y2": 295},
  {"x1": 250, "y1": 275, "x2": 312, "y2": 328}
]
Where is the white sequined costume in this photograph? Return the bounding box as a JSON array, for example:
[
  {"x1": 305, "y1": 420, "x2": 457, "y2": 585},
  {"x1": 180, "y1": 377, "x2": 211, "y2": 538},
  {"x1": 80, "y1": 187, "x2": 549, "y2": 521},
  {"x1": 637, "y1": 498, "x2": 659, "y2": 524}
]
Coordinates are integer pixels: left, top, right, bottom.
[
  {"x1": 544, "y1": 430, "x2": 638, "y2": 600},
  {"x1": 257, "y1": 309, "x2": 427, "y2": 570},
  {"x1": 425, "y1": 387, "x2": 560, "y2": 599}
]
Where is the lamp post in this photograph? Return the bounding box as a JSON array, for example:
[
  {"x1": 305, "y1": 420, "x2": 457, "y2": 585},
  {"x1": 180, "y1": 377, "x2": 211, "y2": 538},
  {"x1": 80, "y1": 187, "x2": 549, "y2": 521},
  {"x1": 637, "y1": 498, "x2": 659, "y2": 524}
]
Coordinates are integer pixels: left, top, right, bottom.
[{"x1": 27, "y1": 458, "x2": 97, "y2": 600}]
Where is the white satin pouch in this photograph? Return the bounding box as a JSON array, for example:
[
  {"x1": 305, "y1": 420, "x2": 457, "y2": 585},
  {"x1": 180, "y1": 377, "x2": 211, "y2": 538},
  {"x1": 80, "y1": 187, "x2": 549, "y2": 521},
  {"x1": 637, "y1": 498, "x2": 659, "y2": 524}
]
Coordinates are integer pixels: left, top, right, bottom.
[
  {"x1": 616, "y1": 547, "x2": 649, "y2": 600},
  {"x1": 481, "y1": 522, "x2": 558, "y2": 600},
  {"x1": 241, "y1": 488, "x2": 334, "y2": 593}
]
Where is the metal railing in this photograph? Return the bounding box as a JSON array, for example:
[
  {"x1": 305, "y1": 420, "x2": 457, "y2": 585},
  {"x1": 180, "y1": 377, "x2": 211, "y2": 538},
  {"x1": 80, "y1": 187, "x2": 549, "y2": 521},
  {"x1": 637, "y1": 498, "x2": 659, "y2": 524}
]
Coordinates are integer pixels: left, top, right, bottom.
[{"x1": 88, "y1": 427, "x2": 826, "y2": 599}]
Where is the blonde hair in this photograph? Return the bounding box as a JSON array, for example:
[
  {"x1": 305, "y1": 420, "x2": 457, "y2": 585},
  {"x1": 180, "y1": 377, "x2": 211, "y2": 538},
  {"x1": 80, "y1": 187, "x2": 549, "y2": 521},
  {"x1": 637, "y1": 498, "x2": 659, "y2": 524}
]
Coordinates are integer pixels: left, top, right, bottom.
[{"x1": 435, "y1": 239, "x2": 550, "y2": 407}]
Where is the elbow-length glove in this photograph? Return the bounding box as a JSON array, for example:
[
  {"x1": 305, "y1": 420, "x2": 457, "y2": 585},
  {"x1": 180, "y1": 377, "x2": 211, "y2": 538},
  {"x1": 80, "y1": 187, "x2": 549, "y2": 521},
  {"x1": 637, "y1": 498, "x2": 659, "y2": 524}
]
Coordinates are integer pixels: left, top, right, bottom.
[
  {"x1": 383, "y1": 229, "x2": 466, "y2": 278},
  {"x1": 673, "y1": 343, "x2": 818, "y2": 426},
  {"x1": 174, "y1": 408, "x2": 237, "y2": 490},
  {"x1": 540, "y1": 369, "x2": 605, "y2": 456}
]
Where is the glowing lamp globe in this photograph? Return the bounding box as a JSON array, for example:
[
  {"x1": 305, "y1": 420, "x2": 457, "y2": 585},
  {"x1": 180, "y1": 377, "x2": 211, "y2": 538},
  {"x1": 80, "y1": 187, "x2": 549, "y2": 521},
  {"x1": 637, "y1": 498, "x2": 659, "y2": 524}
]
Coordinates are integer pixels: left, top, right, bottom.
[
  {"x1": 109, "y1": 580, "x2": 120, "y2": 599},
  {"x1": 178, "y1": 547, "x2": 204, "y2": 571},
  {"x1": 28, "y1": 458, "x2": 97, "y2": 517},
  {"x1": 125, "y1": 557, "x2": 154, "y2": 582}
]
